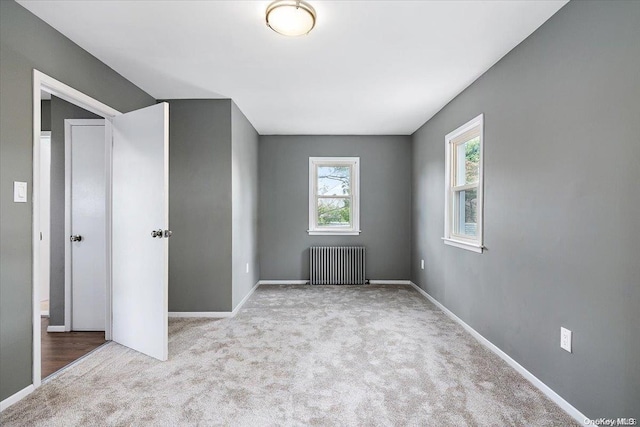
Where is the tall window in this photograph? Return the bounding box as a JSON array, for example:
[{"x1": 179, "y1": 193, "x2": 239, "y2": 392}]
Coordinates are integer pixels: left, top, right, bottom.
[
  {"x1": 444, "y1": 114, "x2": 484, "y2": 253},
  {"x1": 309, "y1": 157, "x2": 360, "y2": 235}
]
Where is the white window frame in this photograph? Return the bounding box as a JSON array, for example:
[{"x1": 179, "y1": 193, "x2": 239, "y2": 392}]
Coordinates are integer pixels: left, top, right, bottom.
[
  {"x1": 443, "y1": 114, "x2": 484, "y2": 253},
  {"x1": 308, "y1": 157, "x2": 360, "y2": 235}
]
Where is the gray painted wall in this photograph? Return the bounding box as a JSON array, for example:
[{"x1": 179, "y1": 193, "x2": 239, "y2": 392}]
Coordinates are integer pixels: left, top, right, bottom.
[
  {"x1": 41, "y1": 100, "x2": 51, "y2": 131},
  {"x1": 411, "y1": 0, "x2": 640, "y2": 418},
  {"x1": 0, "y1": 0, "x2": 154, "y2": 401},
  {"x1": 231, "y1": 103, "x2": 260, "y2": 308},
  {"x1": 48, "y1": 96, "x2": 100, "y2": 326},
  {"x1": 167, "y1": 99, "x2": 260, "y2": 312},
  {"x1": 167, "y1": 99, "x2": 233, "y2": 312},
  {"x1": 259, "y1": 136, "x2": 412, "y2": 281}
]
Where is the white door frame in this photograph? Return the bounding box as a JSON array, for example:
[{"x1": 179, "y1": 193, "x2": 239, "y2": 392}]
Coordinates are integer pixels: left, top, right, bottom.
[
  {"x1": 39, "y1": 131, "x2": 51, "y2": 317},
  {"x1": 32, "y1": 70, "x2": 121, "y2": 388},
  {"x1": 64, "y1": 119, "x2": 107, "y2": 333}
]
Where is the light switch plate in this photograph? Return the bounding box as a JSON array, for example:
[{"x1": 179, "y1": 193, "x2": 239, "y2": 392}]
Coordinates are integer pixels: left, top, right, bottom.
[
  {"x1": 14, "y1": 181, "x2": 27, "y2": 203},
  {"x1": 561, "y1": 327, "x2": 572, "y2": 353}
]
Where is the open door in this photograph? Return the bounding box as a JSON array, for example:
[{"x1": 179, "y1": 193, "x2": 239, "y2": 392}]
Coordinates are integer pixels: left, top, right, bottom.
[{"x1": 111, "y1": 103, "x2": 169, "y2": 361}]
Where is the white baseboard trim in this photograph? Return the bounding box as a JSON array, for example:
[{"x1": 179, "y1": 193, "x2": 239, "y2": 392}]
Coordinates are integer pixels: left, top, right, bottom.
[
  {"x1": 408, "y1": 282, "x2": 587, "y2": 424},
  {"x1": 0, "y1": 384, "x2": 34, "y2": 412},
  {"x1": 46, "y1": 325, "x2": 66, "y2": 333},
  {"x1": 258, "y1": 280, "x2": 309, "y2": 285},
  {"x1": 169, "y1": 281, "x2": 261, "y2": 319},
  {"x1": 231, "y1": 281, "x2": 260, "y2": 314},
  {"x1": 168, "y1": 311, "x2": 233, "y2": 318},
  {"x1": 258, "y1": 280, "x2": 413, "y2": 285},
  {"x1": 369, "y1": 280, "x2": 411, "y2": 285}
]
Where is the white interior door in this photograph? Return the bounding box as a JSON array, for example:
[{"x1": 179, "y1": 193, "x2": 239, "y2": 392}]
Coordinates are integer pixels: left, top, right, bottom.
[
  {"x1": 39, "y1": 132, "x2": 51, "y2": 313},
  {"x1": 112, "y1": 102, "x2": 169, "y2": 361},
  {"x1": 67, "y1": 120, "x2": 107, "y2": 331}
]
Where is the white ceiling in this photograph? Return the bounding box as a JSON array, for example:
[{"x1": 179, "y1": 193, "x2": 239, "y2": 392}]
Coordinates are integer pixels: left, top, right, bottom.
[{"x1": 18, "y1": 0, "x2": 567, "y2": 135}]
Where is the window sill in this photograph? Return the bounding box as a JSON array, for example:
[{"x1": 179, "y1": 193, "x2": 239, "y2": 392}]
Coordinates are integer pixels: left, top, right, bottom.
[
  {"x1": 308, "y1": 230, "x2": 361, "y2": 236},
  {"x1": 442, "y1": 237, "x2": 483, "y2": 253}
]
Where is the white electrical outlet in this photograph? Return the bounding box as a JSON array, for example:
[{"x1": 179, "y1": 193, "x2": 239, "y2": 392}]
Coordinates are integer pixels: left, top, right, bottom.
[
  {"x1": 246, "y1": 263, "x2": 249, "y2": 273},
  {"x1": 421, "y1": 259, "x2": 425, "y2": 270},
  {"x1": 560, "y1": 327, "x2": 572, "y2": 353}
]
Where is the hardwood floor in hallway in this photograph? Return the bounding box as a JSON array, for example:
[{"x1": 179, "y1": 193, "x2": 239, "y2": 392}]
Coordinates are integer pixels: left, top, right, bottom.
[{"x1": 41, "y1": 317, "x2": 106, "y2": 379}]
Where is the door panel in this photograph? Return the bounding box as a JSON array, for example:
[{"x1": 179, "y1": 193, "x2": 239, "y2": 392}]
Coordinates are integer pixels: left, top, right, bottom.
[
  {"x1": 112, "y1": 102, "x2": 168, "y2": 361},
  {"x1": 70, "y1": 122, "x2": 107, "y2": 331}
]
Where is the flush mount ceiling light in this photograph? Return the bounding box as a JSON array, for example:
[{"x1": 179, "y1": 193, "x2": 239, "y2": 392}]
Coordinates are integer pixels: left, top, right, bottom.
[{"x1": 266, "y1": 0, "x2": 317, "y2": 37}]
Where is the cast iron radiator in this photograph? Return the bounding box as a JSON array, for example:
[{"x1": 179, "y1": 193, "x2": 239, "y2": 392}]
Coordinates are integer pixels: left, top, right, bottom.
[{"x1": 309, "y1": 246, "x2": 366, "y2": 285}]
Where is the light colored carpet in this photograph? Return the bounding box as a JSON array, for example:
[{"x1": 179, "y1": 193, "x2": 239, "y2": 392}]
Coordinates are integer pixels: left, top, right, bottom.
[{"x1": 1, "y1": 285, "x2": 577, "y2": 426}]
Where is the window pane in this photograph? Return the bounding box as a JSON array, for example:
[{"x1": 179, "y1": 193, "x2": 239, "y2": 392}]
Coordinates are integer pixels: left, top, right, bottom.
[
  {"x1": 454, "y1": 188, "x2": 478, "y2": 237},
  {"x1": 455, "y1": 136, "x2": 480, "y2": 186},
  {"x1": 317, "y1": 198, "x2": 351, "y2": 227},
  {"x1": 317, "y1": 166, "x2": 351, "y2": 196}
]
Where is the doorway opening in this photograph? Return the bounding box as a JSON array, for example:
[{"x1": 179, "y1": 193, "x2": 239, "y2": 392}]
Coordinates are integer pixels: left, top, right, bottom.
[
  {"x1": 38, "y1": 92, "x2": 109, "y2": 379},
  {"x1": 33, "y1": 71, "x2": 120, "y2": 386}
]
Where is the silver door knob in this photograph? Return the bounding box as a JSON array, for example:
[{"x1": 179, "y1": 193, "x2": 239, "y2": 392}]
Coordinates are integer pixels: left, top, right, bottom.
[
  {"x1": 151, "y1": 229, "x2": 163, "y2": 238},
  {"x1": 70, "y1": 235, "x2": 82, "y2": 242},
  {"x1": 164, "y1": 230, "x2": 173, "y2": 238}
]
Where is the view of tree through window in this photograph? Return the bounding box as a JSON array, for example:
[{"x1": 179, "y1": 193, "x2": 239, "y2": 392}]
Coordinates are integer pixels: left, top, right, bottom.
[
  {"x1": 463, "y1": 137, "x2": 479, "y2": 235},
  {"x1": 458, "y1": 188, "x2": 478, "y2": 236},
  {"x1": 464, "y1": 137, "x2": 480, "y2": 184},
  {"x1": 454, "y1": 136, "x2": 480, "y2": 236},
  {"x1": 317, "y1": 166, "x2": 351, "y2": 226}
]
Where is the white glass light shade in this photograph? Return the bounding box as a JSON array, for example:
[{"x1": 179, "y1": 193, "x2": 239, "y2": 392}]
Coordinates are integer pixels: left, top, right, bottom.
[{"x1": 266, "y1": 0, "x2": 316, "y2": 36}]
